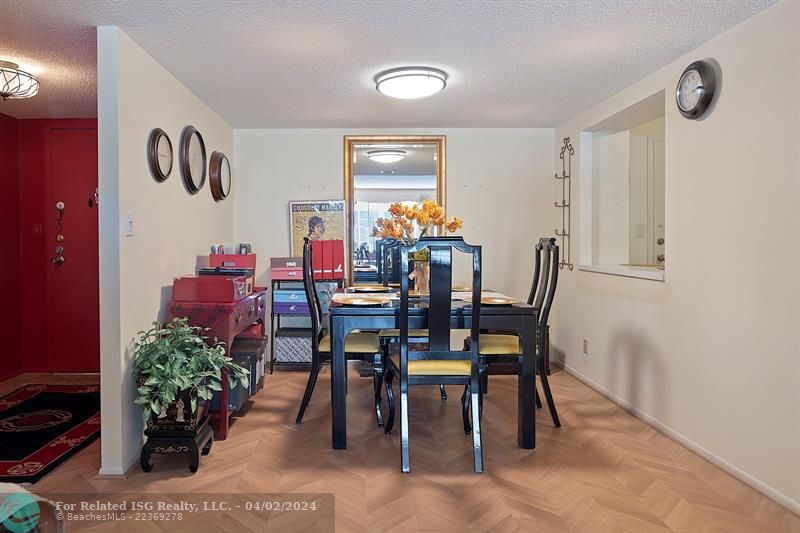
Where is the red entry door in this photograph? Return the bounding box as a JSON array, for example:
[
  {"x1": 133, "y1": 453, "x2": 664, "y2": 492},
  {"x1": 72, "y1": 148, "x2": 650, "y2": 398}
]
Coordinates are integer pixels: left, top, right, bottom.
[{"x1": 46, "y1": 127, "x2": 99, "y2": 372}]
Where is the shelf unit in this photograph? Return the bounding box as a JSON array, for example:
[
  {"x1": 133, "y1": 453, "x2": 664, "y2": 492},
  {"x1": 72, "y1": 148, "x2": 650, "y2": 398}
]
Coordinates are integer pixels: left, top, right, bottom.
[{"x1": 269, "y1": 278, "x2": 342, "y2": 373}]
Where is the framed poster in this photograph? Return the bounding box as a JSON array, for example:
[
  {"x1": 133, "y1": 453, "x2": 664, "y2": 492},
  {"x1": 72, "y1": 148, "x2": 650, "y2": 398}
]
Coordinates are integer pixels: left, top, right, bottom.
[{"x1": 289, "y1": 200, "x2": 346, "y2": 256}]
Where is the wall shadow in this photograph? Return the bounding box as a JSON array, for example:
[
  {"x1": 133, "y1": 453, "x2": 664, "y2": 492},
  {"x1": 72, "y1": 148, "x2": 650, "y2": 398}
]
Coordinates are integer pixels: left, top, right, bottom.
[{"x1": 607, "y1": 326, "x2": 668, "y2": 421}]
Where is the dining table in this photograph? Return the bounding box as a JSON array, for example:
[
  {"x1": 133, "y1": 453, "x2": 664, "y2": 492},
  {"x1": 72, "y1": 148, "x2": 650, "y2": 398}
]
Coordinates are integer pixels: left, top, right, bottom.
[{"x1": 327, "y1": 290, "x2": 539, "y2": 450}]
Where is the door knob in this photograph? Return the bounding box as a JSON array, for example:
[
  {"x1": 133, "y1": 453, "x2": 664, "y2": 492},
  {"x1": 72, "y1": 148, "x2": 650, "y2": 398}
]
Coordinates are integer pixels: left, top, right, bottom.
[
  {"x1": 51, "y1": 256, "x2": 65, "y2": 266},
  {"x1": 657, "y1": 237, "x2": 665, "y2": 245},
  {"x1": 656, "y1": 254, "x2": 665, "y2": 262}
]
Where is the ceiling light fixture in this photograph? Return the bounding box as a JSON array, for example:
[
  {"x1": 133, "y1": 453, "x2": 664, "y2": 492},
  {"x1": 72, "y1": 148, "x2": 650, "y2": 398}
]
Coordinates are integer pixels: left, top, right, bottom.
[
  {"x1": 367, "y1": 149, "x2": 407, "y2": 164},
  {"x1": 375, "y1": 67, "x2": 447, "y2": 99},
  {"x1": 0, "y1": 61, "x2": 39, "y2": 100}
]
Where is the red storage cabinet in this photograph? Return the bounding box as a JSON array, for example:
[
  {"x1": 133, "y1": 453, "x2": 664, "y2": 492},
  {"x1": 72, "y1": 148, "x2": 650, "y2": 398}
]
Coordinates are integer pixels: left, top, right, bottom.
[{"x1": 168, "y1": 284, "x2": 267, "y2": 441}]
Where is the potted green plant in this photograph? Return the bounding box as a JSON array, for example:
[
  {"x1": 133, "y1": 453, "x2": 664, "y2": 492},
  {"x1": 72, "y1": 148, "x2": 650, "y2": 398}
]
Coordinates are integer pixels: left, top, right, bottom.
[{"x1": 133, "y1": 318, "x2": 249, "y2": 430}]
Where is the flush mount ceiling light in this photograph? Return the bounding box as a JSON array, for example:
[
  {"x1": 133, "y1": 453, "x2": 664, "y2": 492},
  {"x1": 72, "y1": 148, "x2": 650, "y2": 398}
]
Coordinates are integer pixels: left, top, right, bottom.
[
  {"x1": 367, "y1": 149, "x2": 407, "y2": 163},
  {"x1": 375, "y1": 67, "x2": 447, "y2": 99},
  {"x1": 0, "y1": 61, "x2": 39, "y2": 100}
]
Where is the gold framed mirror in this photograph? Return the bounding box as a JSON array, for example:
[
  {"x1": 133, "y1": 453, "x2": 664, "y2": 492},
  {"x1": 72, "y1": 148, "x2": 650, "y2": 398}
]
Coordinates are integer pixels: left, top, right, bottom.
[{"x1": 343, "y1": 135, "x2": 446, "y2": 284}]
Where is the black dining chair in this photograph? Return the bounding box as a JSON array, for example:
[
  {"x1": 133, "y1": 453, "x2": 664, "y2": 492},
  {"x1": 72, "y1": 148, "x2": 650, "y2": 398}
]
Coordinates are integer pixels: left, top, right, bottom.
[
  {"x1": 380, "y1": 238, "x2": 400, "y2": 287},
  {"x1": 475, "y1": 237, "x2": 561, "y2": 427},
  {"x1": 295, "y1": 237, "x2": 383, "y2": 425},
  {"x1": 383, "y1": 236, "x2": 485, "y2": 473}
]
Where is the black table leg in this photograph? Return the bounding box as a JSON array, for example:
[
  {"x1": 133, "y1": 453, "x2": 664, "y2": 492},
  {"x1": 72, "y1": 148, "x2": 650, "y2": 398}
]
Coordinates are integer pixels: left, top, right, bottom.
[
  {"x1": 518, "y1": 315, "x2": 536, "y2": 449},
  {"x1": 331, "y1": 315, "x2": 348, "y2": 449}
]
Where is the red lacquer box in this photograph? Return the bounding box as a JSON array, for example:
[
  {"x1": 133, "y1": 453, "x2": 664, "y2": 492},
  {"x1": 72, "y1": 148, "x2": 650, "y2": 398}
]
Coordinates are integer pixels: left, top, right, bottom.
[{"x1": 173, "y1": 276, "x2": 249, "y2": 303}]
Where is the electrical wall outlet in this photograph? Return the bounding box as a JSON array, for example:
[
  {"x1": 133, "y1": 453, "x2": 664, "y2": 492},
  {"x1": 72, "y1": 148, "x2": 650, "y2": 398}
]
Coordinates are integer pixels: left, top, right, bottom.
[{"x1": 583, "y1": 339, "x2": 589, "y2": 355}]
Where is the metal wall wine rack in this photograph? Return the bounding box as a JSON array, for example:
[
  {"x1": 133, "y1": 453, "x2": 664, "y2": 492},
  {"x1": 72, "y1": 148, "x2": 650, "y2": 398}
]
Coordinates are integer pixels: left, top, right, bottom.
[{"x1": 554, "y1": 137, "x2": 574, "y2": 270}]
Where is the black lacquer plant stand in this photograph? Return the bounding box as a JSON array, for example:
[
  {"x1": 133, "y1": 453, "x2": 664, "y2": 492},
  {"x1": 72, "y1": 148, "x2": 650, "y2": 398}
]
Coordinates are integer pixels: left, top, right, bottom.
[{"x1": 140, "y1": 415, "x2": 213, "y2": 473}]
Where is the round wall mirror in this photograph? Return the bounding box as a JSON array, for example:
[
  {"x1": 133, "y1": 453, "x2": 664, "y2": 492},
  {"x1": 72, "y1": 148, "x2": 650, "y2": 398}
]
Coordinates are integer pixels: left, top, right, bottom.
[
  {"x1": 147, "y1": 128, "x2": 172, "y2": 182},
  {"x1": 179, "y1": 125, "x2": 207, "y2": 194},
  {"x1": 209, "y1": 151, "x2": 232, "y2": 201}
]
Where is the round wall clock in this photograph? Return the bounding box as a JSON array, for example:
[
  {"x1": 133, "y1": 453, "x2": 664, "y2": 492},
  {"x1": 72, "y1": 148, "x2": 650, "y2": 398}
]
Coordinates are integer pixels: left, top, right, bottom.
[
  {"x1": 209, "y1": 151, "x2": 232, "y2": 201},
  {"x1": 179, "y1": 125, "x2": 207, "y2": 194},
  {"x1": 147, "y1": 128, "x2": 172, "y2": 182},
  {"x1": 676, "y1": 59, "x2": 717, "y2": 120}
]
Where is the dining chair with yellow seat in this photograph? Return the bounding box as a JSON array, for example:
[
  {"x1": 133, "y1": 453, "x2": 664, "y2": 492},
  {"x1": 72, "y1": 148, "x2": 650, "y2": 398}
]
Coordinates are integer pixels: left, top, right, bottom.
[
  {"x1": 470, "y1": 237, "x2": 561, "y2": 427},
  {"x1": 295, "y1": 237, "x2": 383, "y2": 425},
  {"x1": 382, "y1": 236, "x2": 485, "y2": 473}
]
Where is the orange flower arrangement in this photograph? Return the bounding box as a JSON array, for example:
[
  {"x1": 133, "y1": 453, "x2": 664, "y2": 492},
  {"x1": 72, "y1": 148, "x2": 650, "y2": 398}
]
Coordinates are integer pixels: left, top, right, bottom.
[{"x1": 372, "y1": 199, "x2": 463, "y2": 244}]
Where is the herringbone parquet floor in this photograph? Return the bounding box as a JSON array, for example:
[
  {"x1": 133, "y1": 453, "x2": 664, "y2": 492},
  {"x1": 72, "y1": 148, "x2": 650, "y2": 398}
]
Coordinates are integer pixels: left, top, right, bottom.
[{"x1": 2, "y1": 369, "x2": 798, "y2": 532}]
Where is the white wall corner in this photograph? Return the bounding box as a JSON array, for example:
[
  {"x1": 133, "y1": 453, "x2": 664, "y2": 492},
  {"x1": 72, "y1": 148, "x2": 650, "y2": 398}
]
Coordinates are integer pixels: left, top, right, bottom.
[{"x1": 96, "y1": 25, "x2": 125, "y2": 476}]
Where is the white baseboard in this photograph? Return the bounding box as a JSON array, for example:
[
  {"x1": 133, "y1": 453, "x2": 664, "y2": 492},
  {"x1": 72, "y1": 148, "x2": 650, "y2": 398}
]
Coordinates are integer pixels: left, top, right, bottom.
[
  {"x1": 554, "y1": 361, "x2": 800, "y2": 516},
  {"x1": 98, "y1": 457, "x2": 140, "y2": 478},
  {"x1": 97, "y1": 466, "x2": 125, "y2": 476}
]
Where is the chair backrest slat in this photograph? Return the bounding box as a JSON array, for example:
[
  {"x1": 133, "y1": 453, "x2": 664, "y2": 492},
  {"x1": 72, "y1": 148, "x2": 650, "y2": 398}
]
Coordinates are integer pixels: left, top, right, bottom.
[
  {"x1": 381, "y1": 239, "x2": 400, "y2": 287},
  {"x1": 427, "y1": 245, "x2": 453, "y2": 351},
  {"x1": 528, "y1": 237, "x2": 560, "y2": 352},
  {"x1": 538, "y1": 238, "x2": 559, "y2": 330},
  {"x1": 375, "y1": 238, "x2": 385, "y2": 284},
  {"x1": 533, "y1": 238, "x2": 552, "y2": 313},
  {"x1": 527, "y1": 240, "x2": 543, "y2": 306},
  {"x1": 302, "y1": 237, "x2": 323, "y2": 353}
]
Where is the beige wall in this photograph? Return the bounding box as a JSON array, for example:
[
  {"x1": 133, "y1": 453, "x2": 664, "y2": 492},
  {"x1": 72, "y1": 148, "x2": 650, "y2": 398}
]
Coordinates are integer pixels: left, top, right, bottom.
[
  {"x1": 234, "y1": 128, "x2": 554, "y2": 299},
  {"x1": 552, "y1": 0, "x2": 800, "y2": 510},
  {"x1": 98, "y1": 27, "x2": 235, "y2": 474}
]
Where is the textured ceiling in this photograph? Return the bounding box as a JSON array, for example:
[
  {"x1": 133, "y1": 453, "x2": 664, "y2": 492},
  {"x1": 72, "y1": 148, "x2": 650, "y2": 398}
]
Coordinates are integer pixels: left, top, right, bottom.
[{"x1": 0, "y1": 0, "x2": 775, "y2": 127}]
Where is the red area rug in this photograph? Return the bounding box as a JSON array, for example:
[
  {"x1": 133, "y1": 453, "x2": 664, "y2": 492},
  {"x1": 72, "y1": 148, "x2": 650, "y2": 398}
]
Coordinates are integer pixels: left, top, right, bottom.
[{"x1": 0, "y1": 384, "x2": 100, "y2": 484}]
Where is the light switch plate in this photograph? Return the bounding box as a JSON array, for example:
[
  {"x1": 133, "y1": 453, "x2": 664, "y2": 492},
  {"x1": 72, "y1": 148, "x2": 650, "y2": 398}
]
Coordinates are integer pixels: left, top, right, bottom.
[{"x1": 124, "y1": 213, "x2": 134, "y2": 237}]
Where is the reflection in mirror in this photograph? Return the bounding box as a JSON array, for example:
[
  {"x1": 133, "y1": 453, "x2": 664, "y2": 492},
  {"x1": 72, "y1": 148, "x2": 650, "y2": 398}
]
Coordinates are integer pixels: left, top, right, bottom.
[
  {"x1": 344, "y1": 137, "x2": 445, "y2": 284},
  {"x1": 354, "y1": 144, "x2": 437, "y2": 278},
  {"x1": 180, "y1": 126, "x2": 206, "y2": 194},
  {"x1": 188, "y1": 133, "x2": 205, "y2": 188},
  {"x1": 221, "y1": 158, "x2": 232, "y2": 195},
  {"x1": 156, "y1": 135, "x2": 172, "y2": 175},
  {"x1": 586, "y1": 91, "x2": 665, "y2": 272}
]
